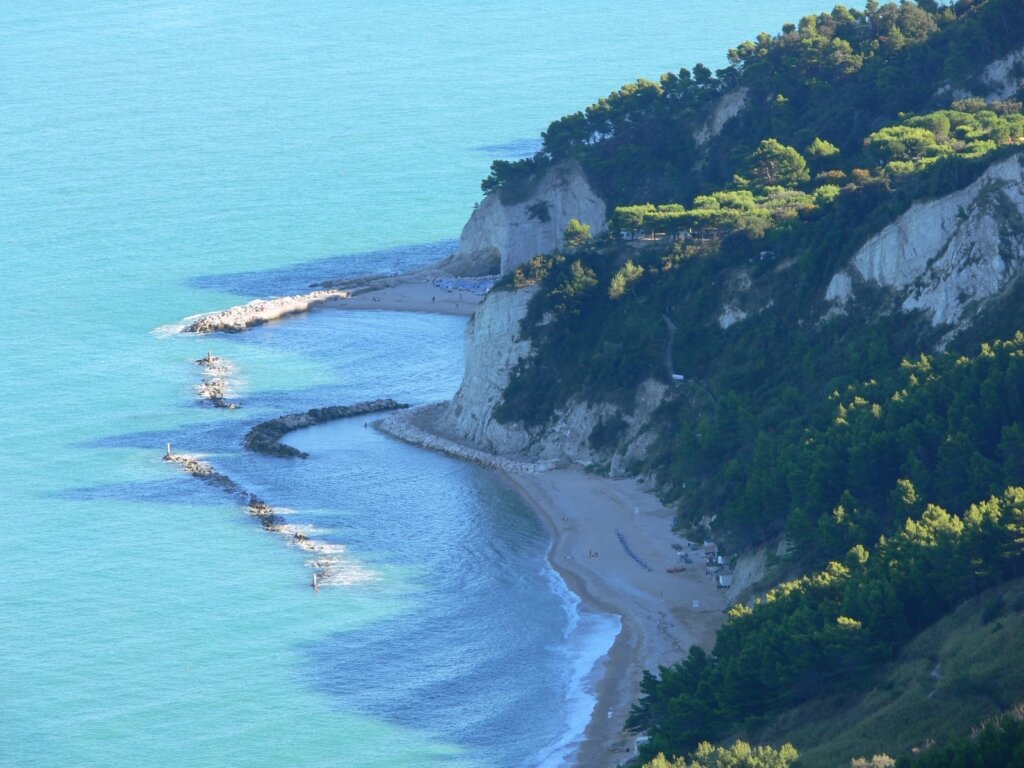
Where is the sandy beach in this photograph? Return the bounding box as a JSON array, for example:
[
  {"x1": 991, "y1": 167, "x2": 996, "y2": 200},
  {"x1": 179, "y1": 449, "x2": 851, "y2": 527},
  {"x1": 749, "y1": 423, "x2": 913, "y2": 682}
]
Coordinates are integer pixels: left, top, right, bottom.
[
  {"x1": 378, "y1": 404, "x2": 728, "y2": 768},
  {"x1": 503, "y1": 470, "x2": 727, "y2": 767},
  {"x1": 334, "y1": 275, "x2": 485, "y2": 316}
]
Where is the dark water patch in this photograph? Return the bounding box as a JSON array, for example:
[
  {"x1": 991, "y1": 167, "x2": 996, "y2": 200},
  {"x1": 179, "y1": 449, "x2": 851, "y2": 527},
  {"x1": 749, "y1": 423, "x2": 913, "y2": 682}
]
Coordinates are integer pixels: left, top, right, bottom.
[
  {"x1": 303, "y1": 580, "x2": 557, "y2": 759},
  {"x1": 80, "y1": 420, "x2": 243, "y2": 454},
  {"x1": 305, "y1": 610, "x2": 536, "y2": 741},
  {"x1": 187, "y1": 241, "x2": 457, "y2": 298},
  {"x1": 52, "y1": 477, "x2": 230, "y2": 506},
  {"x1": 475, "y1": 138, "x2": 542, "y2": 159}
]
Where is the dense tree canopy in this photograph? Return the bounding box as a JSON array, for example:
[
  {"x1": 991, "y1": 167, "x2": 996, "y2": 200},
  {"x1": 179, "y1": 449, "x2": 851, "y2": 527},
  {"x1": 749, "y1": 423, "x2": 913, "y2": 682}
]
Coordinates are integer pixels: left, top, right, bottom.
[
  {"x1": 484, "y1": 5, "x2": 1024, "y2": 765},
  {"x1": 482, "y1": 0, "x2": 1024, "y2": 207},
  {"x1": 629, "y1": 482, "x2": 1024, "y2": 762}
]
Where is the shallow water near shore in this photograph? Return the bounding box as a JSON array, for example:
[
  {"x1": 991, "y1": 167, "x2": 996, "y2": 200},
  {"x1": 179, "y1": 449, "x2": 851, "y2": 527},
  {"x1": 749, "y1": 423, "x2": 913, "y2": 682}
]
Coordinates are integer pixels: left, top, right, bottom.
[{"x1": 4, "y1": 1, "x2": 830, "y2": 765}]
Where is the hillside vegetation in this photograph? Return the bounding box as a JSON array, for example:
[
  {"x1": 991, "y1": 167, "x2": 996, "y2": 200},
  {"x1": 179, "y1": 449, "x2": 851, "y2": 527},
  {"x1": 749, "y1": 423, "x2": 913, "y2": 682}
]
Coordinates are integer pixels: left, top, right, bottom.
[
  {"x1": 485, "y1": 0, "x2": 1024, "y2": 208},
  {"x1": 478, "y1": 1, "x2": 1024, "y2": 765}
]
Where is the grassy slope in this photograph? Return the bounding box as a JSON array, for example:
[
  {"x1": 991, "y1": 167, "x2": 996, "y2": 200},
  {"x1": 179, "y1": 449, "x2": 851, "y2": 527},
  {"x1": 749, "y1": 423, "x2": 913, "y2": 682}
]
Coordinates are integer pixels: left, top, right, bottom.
[{"x1": 738, "y1": 578, "x2": 1024, "y2": 766}]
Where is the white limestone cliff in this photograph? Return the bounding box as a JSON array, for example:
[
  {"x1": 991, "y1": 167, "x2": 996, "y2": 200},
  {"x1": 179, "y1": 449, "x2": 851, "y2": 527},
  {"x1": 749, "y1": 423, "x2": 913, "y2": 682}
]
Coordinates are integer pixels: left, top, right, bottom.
[
  {"x1": 530, "y1": 378, "x2": 668, "y2": 469},
  {"x1": 440, "y1": 286, "x2": 536, "y2": 454},
  {"x1": 943, "y1": 46, "x2": 1024, "y2": 102},
  {"x1": 978, "y1": 47, "x2": 1024, "y2": 101},
  {"x1": 825, "y1": 153, "x2": 1024, "y2": 340},
  {"x1": 446, "y1": 161, "x2": 607, "y2": 276},
  {"x1": 693, "y1": 88, "x2": 749, "y2": 147},
  {"x1": 440, "y1": 284, "x2": 666, "y2": 469}
]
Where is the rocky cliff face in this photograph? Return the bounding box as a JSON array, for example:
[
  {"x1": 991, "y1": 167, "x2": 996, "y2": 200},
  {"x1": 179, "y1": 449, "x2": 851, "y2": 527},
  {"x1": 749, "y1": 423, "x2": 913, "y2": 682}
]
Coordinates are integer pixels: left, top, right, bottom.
[
  {"x1": 440, "y1": 284, "x2": 666, "y2": 469},
  {"x1": 943, "y1": 46, "x2": 1024, "y2": 102},
  {"x1": 446, "y1": 161, "x2": 607, "y2": 276},
  {"x1": 441, "y1": 286, "x2": 536, "y2": 453},
  {"x1": 977, "y1": 47, "x2": 1024, "y2": 101},
  {"x1": 693, "y1": 88, "x2": 749, "y2": 147},
  {"x1": 825, "y1": 153, "x2": 1024, "y2": 342}
]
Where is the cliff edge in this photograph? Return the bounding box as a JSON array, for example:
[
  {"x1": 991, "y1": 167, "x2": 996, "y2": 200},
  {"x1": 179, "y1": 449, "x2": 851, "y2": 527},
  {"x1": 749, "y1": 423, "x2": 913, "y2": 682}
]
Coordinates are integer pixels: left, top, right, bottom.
[
  {"x1": 825, "y1": 153, "x2": 1024, "y2": 343},
  {"x1": 442, "y1": 161, "x2": 607, "y2": 276},
  {"x1": 440, "y1": 283, "x2": 666, "y2": 471}
]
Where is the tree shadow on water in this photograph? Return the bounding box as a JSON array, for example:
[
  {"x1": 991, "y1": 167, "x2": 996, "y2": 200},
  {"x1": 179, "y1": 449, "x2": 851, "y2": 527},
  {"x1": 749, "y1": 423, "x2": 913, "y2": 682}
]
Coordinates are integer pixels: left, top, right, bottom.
[{"x1": 187, "y1": 241, "x2": 457, "y2": 299}]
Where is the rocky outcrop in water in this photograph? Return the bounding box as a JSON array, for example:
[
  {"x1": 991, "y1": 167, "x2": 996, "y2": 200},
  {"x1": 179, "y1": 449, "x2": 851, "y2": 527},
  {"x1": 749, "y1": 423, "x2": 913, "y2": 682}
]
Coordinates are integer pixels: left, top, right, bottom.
[
  {"x1": 445, "y1": 161, "x2": 607, "y2": 276},
  {"x1": 183, "y1": 289, "x2": 350, "y2": 334},
  {"x1": 193, "y1": 353, "x2": 240, "y2": 408},
  {"x1": 825, "y1": 153, "x2": 1024, "y2": 343},
  {"x1": 244, "y1": 399, "x2": 409, "y2": 458}
]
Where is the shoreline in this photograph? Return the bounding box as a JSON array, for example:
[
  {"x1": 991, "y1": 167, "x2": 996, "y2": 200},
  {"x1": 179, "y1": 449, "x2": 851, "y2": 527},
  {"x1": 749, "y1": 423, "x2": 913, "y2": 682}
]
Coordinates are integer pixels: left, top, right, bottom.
[
  {"x1": 178, "y1": 266, "x2": 726, "y2": 767},
  {"x1": 176, "y1": 270, "x2": 492, "y2": 335},
  {"x1": 374, "y1": 406, "x2": 728, "y2": 768},
  {"x1": 324, "y1": 272, "x2": 490, "y2": 317},
  {"x1": 503, "y1": 470, "x2": 727, "y2": 768}
]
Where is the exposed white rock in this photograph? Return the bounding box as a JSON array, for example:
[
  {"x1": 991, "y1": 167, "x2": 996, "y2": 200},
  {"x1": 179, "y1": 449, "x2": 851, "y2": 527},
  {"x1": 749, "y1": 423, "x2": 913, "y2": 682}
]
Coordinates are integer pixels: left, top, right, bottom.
[
  {"x1": 607, "y1": 379, "x2": 669, "y2": 477},
  {"x1": 440, "y1": 283, "x2": 668, "y2": 469},
  {"x1": 448, "y1": 161, "x2": 607, "y2": 276},
  {"x1": 529, "y1": 379, "x2": 667, "y2": 469},
  {"x1": 440, "y1": 286, "x2": 536, "y2": 454},
  {"x1": 694, "y1": 88, "x2": 749, "y2": 147},
  {"x1": 939, "y1": 46, "x2": 1024, "y2": 102},
  {"x1": 728, "y1": 537, "x2": 791, "y2": 600},
  {"x1": 824, "y1": 272, "x2": 853, "y2": 305},
  {"x1": 718, "y1": 305, "x2": 748, "y2": 329},
  {"x1": 979, "y1": 47, "x2": 1024, "y2": 101},
  {"x1": 825, "y1": 154, "x2": 1024, "y2": 338}
]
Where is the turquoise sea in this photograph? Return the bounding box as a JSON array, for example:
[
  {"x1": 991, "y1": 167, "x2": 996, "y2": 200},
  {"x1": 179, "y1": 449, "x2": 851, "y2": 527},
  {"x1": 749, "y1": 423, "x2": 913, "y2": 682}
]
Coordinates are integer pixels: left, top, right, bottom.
[{"x1": 2, "y1": 2, "x2": 829, "y2": 766}]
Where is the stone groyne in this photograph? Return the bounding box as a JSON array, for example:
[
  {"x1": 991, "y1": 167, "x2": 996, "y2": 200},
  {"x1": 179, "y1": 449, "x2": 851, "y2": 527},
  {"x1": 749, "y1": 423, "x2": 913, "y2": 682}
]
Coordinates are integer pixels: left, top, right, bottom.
[
  {"x1": 163, "y1": 451, "x2": 372, "y2": 586},
  {"x1": 244, "y1": 399, "x2": 408, "y2": 458},
  {"x1": 375, "y1": 403, "x2": 556, "y2": 474},
  {"x1": 183, "y1": 289, "x2": 350, "y2": 334}
]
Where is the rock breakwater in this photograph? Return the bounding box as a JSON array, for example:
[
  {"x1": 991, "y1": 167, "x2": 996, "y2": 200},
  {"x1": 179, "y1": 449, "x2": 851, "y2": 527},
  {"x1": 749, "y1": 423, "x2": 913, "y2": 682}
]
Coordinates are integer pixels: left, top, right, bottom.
[
  {"x1": 163, "y1": 451, "x2": 373, "y2": 586},
  {"x1": 183, "y1": 289, "x2": 350, "y2": 334},
  {"x1": 244, "y1": 399, "x2": 408, "y2": 458}
]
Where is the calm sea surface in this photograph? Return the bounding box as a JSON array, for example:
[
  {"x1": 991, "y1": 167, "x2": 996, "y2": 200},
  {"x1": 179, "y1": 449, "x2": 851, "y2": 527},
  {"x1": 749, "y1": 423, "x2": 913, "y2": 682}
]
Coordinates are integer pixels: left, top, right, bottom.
[{"x1": 2, "y1": 2, "x2": 827, "y2": 765}]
